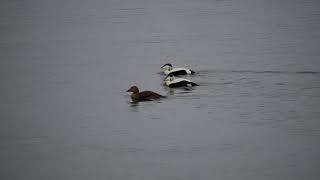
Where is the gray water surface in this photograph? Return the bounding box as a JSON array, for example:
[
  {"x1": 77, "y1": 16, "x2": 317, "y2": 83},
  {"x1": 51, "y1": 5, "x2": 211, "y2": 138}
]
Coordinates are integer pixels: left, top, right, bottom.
[{"x1": 1, "y1": 0, "x2": 320, "y2": 179}]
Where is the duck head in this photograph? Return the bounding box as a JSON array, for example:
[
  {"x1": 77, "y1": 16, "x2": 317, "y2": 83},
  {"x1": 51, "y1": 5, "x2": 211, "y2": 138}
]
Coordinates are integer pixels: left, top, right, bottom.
[
  {"x1": 164, "y1": 74, "x2": 175, "y2": 82},
  {"x1": 161, "y1": 63, "x2": 173, "y2": 71},
  {"x1": 127, "y1": 86, "x2": 139, "y2": 93}
]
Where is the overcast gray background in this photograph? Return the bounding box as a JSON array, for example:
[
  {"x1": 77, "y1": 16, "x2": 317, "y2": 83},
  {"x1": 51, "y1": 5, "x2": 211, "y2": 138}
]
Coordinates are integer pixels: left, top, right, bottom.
[{"x1": 1, "y1": 0, "x2": 320, "y2": 179}]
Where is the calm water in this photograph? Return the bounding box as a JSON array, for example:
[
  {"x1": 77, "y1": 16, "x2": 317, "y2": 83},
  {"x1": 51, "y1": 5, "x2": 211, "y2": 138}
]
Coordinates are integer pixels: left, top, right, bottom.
[{"x1": 1, "y1": 0, "x2": 320, "y2": 179}]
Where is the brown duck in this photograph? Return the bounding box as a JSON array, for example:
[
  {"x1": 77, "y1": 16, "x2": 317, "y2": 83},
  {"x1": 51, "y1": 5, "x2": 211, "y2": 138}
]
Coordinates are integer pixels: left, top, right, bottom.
[{"x1": 127, "y1": 86, "x2": 165, "y2": 101}]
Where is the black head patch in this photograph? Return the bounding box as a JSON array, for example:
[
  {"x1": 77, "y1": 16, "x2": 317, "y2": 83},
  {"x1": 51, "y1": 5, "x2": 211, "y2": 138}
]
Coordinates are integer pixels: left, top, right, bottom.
[{"x1": 161, "y1": 63, "x2": 172, "y2": 68}]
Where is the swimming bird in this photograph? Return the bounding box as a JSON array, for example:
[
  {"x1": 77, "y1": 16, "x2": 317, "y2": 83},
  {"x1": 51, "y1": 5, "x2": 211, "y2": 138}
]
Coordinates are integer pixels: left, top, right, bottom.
[
  {"x1": 127, "y1": 86, "x2": 165, "y2": 102},
  {"x1": 161, "y1": 63, "x2": 195, "y2": 76},
  {"x1": 164, "y1": 75, "x2": 199, "y2": 88}
]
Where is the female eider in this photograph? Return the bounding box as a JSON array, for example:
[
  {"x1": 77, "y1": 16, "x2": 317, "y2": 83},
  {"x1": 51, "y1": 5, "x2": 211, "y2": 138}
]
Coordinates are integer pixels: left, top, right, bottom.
[
  {"x1": 127, "y1": 86, "x2": 165, "y2": 102},
  {"x1": 161, "y1": 63, "x2": 195, "y2": 76},
  {"x1": 164, "y1": 75, "x2": 198, "y2": 88}
]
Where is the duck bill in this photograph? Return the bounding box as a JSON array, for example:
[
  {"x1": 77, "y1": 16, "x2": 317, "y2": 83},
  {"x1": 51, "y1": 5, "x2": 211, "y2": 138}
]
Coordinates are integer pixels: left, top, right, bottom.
[{"x1": 127, "y1": 87, "x2": 133, "y2": 92}]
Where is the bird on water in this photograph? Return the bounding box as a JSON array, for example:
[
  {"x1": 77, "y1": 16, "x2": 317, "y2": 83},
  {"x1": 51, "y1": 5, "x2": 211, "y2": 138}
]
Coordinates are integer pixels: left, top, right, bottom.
[
  {"x1": 127, "y1": 86, "x2": 165, "y2": 102},
  {"x1": 164, "y1": 74, "x2": 199, "y2": 88},
  {"x1": 161, "y1": 63, "x2": 195, "y2": 76}
]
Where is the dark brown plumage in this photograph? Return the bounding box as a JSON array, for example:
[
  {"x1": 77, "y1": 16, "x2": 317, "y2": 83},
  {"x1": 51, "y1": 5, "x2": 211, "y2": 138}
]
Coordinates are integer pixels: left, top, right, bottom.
[{"x1": 127, "y1": 86, "x2": 165, "y2": 101}]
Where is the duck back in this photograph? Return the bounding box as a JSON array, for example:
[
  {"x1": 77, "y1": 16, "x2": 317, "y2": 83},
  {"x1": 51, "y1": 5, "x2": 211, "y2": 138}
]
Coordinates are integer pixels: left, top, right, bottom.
[{"x1": 137, "y1": 91, "x2": 165, "y2": 101}]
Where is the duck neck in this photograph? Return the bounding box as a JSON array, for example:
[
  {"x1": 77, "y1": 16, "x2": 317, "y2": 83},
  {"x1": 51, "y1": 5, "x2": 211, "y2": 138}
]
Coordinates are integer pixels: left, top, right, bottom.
[
  {"x1": 165, "y1": 80, "x2": 170, "y2": 86},
  {"x1": 164, "y1": 69, "x2": 171, "y2": 75},
  {"x1": 131, "y1": 92, "x2": 139, "y2": 100}
]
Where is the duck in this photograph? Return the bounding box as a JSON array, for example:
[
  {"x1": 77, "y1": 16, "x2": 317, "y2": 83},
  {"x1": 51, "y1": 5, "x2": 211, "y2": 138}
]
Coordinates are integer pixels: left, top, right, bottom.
[
  {"x1": 161, "y1": 63, "x2": 195, "y2": 76},
  {"x1": 164, "y1": 74, "x2": 199, "y2": 88},
  {"x1": 127, "y1": 86, "x2": 165, "y2": 102}
]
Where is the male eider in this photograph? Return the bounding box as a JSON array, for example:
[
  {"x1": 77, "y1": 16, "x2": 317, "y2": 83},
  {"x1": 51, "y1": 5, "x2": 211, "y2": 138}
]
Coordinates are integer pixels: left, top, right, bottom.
[
  {"x1": 127, "y1": 86, "x2": 165, "y2": 102},
  {"x1": 164, "y1": 75, "x2": 199, "y2": 88},
  {"x1": 161, "y1": 63, "x2": 195, "y2": 76}
]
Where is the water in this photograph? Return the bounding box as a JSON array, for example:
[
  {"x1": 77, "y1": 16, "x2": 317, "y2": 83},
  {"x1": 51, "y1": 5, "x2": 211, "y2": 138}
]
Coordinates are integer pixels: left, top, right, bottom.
[{"x1": 1, "y1": 0, "x2": 320, "y2": 179}]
